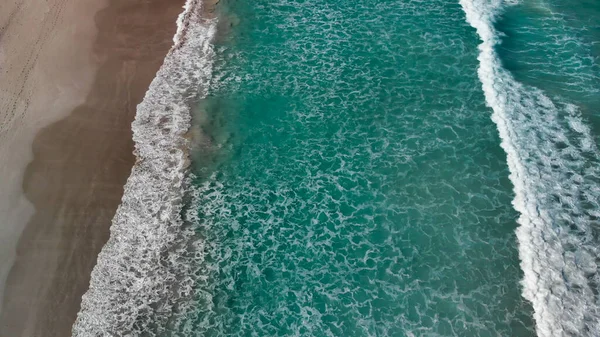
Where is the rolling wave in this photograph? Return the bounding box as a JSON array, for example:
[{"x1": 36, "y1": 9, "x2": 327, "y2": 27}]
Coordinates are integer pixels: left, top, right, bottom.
[
  {"x1": 460, "y1": 0, "x2": 600, "y2": 335},
  {"x1": 72, "y1": 1, "x2": 216, "y2": 335}
]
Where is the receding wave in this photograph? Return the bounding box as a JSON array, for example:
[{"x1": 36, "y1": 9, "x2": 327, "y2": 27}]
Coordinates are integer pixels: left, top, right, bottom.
[
  {"x1": 72, "y1": 1, "x2": 216, "y2": 335},
  {"x1": 460, "y1": 0, "x2": 600, "y2": 336}
]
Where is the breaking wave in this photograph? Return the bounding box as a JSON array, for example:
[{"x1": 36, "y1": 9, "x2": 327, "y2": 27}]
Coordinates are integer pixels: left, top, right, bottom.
[
  {"x1": 460, "y1": 0, "x2": 600, "y2": 336},
  {"x1": 72, "y1": 1, "x2": 216, "y2": 335}
]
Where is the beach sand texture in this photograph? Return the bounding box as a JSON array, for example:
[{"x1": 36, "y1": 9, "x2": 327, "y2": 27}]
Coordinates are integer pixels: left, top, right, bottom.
[{"x1": 0, "y1": 0, "x2": 184, "y2": 336}]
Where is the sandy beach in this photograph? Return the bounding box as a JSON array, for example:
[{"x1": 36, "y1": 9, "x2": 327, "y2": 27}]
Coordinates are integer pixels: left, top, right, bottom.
[{"x1": 0, "y1": 0, "x2": 184, "y2": 336}]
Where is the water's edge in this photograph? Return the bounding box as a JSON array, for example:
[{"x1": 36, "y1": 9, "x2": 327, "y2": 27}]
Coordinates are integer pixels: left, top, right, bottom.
[
  {"x1": 70, "y1": 0, "x2": 600, "y2": 335},
  {"x1": 72, "y1": 1, "x2": 216, "y2": 335}
]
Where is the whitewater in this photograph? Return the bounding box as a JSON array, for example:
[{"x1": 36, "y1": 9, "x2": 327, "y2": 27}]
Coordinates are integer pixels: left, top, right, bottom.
[
  {"x1": 460, "y1": 0, "x2": 600, "y2": 335},
  {"x1": 72, "y1": 1, "x2": 216, "y2": 335},
  {"x1": 70, "y1": 0, "x2": 600, "y2": 336}
]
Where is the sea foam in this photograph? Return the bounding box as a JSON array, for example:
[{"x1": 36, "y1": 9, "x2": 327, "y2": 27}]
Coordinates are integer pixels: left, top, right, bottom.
[
  {"x1": 72, "y1": 1, "x2": 216, "y2": 335},
  {"x1": 460, "y1": 0, "x2": 600, "y2": 336}
]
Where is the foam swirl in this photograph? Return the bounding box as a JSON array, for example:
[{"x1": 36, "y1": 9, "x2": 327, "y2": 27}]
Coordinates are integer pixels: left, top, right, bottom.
[
  {"x1": 460, "y1": 0, "x2": 600, "y2": 336},
  {"x1": 72, "y1": 1, "x2": 216, "y2": 335}
]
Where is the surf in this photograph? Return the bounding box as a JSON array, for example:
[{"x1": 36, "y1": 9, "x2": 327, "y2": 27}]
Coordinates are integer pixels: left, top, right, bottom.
[
  {"x1": 71, "y1": 1, "x2": 216, "y2": 335},
  {"x1": 460, "y1": 0, "x2": 600, "y2": 335}
]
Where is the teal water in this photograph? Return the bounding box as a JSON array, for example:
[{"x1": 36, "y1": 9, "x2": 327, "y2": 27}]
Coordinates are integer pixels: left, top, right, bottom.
[
  {"x1": 173, "y1": 0, "x2": 600, "y2": 334},
  {"x1": 73, "y1": 0, "x2": 600, "y2": 336},
  {"x1": 496, "y1": 0, "x2": 600, "y2": 139},
  {"x1": 178, "y1": 0, "x2": 544, "y2": 335}
]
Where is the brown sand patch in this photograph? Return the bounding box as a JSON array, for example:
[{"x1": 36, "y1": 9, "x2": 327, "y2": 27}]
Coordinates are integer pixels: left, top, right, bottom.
[
  {"x1": 0, "y1": 0, "x2": 185, "y2": 336},
  {"x1": 0, "y1": 0, "x2": 103, "y2": 310}
]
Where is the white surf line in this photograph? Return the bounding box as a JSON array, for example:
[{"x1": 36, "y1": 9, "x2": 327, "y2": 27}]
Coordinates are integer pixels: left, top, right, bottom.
[
  {"x1": 460, "y1": 0, "x2": 600, "y2": 336},
  {"x1": 72, "y1": 1, "x2": 216, "y2": 335}
]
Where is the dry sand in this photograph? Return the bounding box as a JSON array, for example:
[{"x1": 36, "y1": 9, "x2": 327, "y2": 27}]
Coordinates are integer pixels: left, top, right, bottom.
[
  {"x1": 0, "y1": 0, "x2": 184, "y2": 336},
  {"x1": 0, "y1": 0, "x2": 103, "y2": 308}
]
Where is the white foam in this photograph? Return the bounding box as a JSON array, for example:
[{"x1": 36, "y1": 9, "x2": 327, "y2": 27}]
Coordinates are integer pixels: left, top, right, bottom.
[
  {"x1": 72, "y1": 1, "x2": 216, "y2": 335},
  {"x1": 460, "y1": 0, "x2": 600, "y2": 336}
]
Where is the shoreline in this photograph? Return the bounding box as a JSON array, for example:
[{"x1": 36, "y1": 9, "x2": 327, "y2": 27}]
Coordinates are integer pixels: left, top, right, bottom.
[
  {"x1": 72, "y1": 0, "x2": 219, "y2": 334},
  {"x1": 0, "y1": 0, "x2": 185, "y2": 336}
]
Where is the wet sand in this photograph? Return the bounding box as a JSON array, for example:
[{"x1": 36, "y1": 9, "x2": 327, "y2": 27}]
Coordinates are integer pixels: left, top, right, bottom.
[
  {"x1": 0, "y1": 0, "x2": 103, "y2": 311},
  {"x1": 0, "y1": 0, "x2": 184, "y2": 336}
]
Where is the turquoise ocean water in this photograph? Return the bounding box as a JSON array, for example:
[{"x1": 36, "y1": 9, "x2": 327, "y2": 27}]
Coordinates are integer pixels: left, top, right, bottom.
[{"x1": 73, "y1": 0, "x2": 600, "y2": 336}]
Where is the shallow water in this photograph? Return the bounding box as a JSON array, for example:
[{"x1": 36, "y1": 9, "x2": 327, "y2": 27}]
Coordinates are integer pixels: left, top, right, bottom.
[
  {"x1": 73, "y1": 0, "x2": 600, "y2": 336},
  {"x1": 180, "y1": 0, "x2": 543, "y2": 335}
]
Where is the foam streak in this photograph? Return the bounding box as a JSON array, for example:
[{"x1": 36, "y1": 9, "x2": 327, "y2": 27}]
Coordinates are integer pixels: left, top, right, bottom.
[
  {"x1": 460, "y1": 1, "x2": 600, "y2": 336},
  {"x1": 72, "y1": 1, "x2": 216, "y2": 335}
]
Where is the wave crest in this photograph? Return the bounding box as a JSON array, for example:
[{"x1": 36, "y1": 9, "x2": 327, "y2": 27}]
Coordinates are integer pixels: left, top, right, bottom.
[{"x1": 460, "y1": 0, "x2": 600, "y2": 336}]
